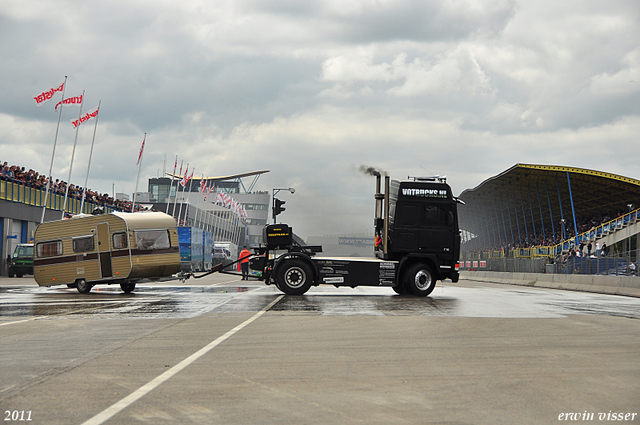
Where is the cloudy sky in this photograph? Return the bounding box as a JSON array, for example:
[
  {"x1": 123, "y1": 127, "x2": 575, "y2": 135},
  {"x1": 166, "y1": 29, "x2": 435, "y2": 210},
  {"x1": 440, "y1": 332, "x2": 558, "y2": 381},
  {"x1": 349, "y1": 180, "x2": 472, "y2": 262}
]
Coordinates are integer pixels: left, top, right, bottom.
[{"x1": 1, "y1": 0, "x2": 639, "y2": 239}]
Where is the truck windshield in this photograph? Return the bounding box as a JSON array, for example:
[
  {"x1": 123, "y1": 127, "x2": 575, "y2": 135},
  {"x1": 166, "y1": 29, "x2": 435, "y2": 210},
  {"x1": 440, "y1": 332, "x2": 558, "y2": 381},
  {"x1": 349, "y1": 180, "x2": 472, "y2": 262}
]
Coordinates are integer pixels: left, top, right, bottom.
[{"x1": 14, "y1": 246, "x2": 34, "y2": 258}]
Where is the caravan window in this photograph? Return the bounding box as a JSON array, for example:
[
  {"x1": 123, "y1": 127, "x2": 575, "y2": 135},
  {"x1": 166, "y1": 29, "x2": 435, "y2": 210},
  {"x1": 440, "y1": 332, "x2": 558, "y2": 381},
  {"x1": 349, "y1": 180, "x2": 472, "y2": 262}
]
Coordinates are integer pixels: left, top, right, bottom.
[
  {"x1": 112, "y1": 233, "x2": 128, "y2": 249},
  {"x1": 73, "y1": 235, "x2": 95, "y2": 253},
  {"x1": 135, "y1": 230, "x2": 171, "y2": 250},
  {"x1": 37, "y1": 241, "x2": 63, "y2": 257}
]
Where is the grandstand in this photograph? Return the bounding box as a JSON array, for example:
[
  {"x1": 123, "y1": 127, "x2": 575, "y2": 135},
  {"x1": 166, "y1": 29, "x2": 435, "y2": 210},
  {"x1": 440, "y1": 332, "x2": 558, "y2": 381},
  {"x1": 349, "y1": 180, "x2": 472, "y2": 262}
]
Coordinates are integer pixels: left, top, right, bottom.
[{"x1": 458, "y1": 164, "x2": 640, "y2": 275}]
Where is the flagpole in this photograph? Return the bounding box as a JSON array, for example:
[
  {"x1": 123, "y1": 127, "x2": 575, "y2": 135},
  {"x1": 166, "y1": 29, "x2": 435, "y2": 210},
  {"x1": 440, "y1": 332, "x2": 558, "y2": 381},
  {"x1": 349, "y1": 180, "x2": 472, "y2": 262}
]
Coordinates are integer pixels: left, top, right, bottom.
[
  {"x1": 41, "y1": 76, "x2": 67, "y2": 223},
  {"x1": 132, "y1": 133, "x2": 146, "y2": 213},
  {"x1": 178, "y1": 167, "x2": 195, "y2": 225},
  {"x1": 176, "y1": 163, "x2": 188, "y2": 224},
  {"x1": 61, "y1": 89, "x2": 85, "y2": 219},
  {"x1": 172, "y1": 160, "x2": 184, "y2": 218},
  {"x1": 194, "y1": 175, "x2": 205, "y2": 229},
  {"x1": 165, "y1": 155, "x2": 177, "y2": 214},
  {"x1": 79, "y1": 100, "x2": 100, "y2": 214}
]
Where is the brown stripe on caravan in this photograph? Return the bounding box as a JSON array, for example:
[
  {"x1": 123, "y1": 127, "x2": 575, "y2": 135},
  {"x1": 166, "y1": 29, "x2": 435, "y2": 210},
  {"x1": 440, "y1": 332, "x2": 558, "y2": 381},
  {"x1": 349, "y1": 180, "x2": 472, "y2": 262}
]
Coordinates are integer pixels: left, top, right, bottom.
[
  {"x1": 129, "y1": 247, "x2": 179, "y2": 256},
  {"x1": 34, "y1": 253, "x2": 99, "y2": 266},
  {"x1": 33, "y1": 247, "x2": 179, "y2": 267}
]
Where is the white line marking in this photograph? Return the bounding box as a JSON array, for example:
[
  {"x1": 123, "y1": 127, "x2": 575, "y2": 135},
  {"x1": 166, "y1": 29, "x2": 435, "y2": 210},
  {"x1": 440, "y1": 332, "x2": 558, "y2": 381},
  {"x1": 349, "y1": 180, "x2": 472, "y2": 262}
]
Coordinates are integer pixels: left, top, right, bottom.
[
  {"x1": 207, "y1": 278, "x2": 242, "y2": 287},
  {"x1": 0, "y1": 318, "x2": 37, "y2": 327},
  {"x1": 80, "y1": 294, "x2": 284, "y2": 425}
]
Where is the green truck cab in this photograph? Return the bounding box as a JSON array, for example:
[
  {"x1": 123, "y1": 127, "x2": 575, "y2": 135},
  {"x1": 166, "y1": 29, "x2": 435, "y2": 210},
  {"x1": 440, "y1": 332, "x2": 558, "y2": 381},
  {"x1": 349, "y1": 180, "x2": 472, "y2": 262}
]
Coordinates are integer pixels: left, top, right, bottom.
[{"x1": 8, "y1": 243, "x2": 34, "y2": 277}]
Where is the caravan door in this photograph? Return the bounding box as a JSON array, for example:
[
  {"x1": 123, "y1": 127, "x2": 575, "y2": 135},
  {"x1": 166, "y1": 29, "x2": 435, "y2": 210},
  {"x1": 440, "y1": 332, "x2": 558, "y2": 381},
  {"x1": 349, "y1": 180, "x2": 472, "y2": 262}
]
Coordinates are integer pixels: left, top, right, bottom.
[{"x1": 97, "y1": 223, "x2": 113, "y2": 278}]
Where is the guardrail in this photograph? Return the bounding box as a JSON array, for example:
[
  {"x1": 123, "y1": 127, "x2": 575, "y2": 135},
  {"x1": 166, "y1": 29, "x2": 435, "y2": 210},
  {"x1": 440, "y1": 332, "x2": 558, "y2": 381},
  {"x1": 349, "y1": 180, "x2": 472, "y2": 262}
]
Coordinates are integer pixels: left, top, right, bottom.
[
  {"x1": 0, "y1": 179, "x2": 116, "y2": 216},
  {"x1": 461, "y1": 248, "x2": 638, "y2": 276}
]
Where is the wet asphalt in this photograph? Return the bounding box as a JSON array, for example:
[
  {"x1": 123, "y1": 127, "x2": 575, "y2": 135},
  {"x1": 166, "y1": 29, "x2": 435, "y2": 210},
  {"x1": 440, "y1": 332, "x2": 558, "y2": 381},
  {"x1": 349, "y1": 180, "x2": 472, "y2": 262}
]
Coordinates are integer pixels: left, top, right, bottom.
[{"x1": 1, "y1": 273, "x2": 639, "y2": 424}]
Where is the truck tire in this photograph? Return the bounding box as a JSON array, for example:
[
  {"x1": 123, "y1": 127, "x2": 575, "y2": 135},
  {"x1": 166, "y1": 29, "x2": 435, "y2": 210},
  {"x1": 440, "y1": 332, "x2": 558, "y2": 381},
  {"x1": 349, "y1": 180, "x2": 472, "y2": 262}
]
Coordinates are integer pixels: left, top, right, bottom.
[
  {"x1": 8, "y1": 268, "x2": 15, "y2": 278},
  {"x1": 120, "y1": 282, "x2": 136, "y2": 294},
  {"x1": 404, "y1": 263, "x2": 436, "y2": 297},
  {"x1": 76, "y1": 279, "x2": 92, "y2": 294},
  {"x1": 276, "y1": 259, "x2": 313, "y2": 295},
  {"x1": 392, "y1": 284, "x2": 408, "y2": 295}
]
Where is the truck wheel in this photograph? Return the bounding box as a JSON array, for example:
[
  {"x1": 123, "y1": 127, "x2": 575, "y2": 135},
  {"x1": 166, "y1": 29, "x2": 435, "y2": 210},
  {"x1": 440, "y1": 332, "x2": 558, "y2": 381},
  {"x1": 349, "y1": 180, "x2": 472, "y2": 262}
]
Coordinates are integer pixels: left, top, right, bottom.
[
  {"x1": 277, "y1": 259, "x2": 313, "y2": 295},
  {"x1": 392, "y1": 284, "x2": 407, "y2": 295},
  {"x1": 76, "y1": 279, "x2": 92, "y2": 294},
  {"x1": 120, "y1": 283, "x2": 136, "y2": 294},
  {"x1": 8, "y1": 268, "x2": 15, "y2": 278},
  {"x1": 404, "y1": 263, "x2": 436, "y2": 297}
]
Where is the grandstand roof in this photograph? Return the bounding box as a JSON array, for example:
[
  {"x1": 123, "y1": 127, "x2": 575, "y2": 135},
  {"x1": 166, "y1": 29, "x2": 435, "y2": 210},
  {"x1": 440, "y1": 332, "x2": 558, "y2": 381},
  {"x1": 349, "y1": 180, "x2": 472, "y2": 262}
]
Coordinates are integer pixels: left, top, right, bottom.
[{"x1": 458, "y1": 164, "x2": 640, "y2": 247}]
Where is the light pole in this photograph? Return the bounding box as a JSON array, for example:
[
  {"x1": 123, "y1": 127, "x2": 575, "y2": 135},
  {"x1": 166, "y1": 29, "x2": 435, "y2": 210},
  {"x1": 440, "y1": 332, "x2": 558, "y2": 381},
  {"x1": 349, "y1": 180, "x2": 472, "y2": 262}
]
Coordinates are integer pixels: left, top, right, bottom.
[
  {"x1": 272, "y1": 187, "x2": 295, "y2": 224},
  {"x1": 627, "y1": 203, "x2": 634, "y2": 274}
]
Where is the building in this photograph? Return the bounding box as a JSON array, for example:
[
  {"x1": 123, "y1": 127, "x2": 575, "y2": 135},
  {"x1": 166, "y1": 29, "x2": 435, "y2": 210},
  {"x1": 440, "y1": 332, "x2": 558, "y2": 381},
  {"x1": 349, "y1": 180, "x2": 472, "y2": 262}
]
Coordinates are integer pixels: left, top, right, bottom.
[{"x1": 148, "y1": 170, "x2": 271, "y2": 247}]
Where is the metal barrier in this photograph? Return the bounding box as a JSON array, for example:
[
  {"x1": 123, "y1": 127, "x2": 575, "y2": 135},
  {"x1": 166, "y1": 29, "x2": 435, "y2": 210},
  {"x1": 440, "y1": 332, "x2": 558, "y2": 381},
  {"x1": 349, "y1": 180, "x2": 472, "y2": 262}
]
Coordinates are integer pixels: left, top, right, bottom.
[
  {"x1": 461, "y1": 249, "x2": 638, "y2": 276},
  {"x1": 0, "y1": 179, "x2": 116, "y2": 216}
]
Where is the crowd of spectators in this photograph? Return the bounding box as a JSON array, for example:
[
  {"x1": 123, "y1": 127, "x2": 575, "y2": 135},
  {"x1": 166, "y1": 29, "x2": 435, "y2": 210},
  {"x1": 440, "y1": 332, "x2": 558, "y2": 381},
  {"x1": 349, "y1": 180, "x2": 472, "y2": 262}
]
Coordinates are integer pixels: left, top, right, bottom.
[
  {"x1": 1, "y1": 161, "x2": 145, "y2": 212},
  {"x1": 465, "y1": 210, "x2": 635, "y2": 254}
]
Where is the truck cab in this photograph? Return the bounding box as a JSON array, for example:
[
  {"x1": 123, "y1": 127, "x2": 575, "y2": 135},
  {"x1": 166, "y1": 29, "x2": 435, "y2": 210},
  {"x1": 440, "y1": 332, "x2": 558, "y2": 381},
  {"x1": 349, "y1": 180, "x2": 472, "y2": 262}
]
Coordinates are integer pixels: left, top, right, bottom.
[{"x1": 377, "y1": 177, "x2": 461, "y2": 284}]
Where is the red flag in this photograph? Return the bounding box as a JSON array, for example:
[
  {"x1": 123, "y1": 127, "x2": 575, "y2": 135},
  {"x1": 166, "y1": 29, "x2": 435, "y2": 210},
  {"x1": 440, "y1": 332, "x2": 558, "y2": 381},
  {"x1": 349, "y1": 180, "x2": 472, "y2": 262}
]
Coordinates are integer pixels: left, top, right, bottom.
[
  {"x1": 33, "y1": 81, "x2": 65, "y2": 107},
  {"x1": 200, "y1": 178, "x2": 206, "y2": 194},
  {"x1": 137, "y1": 136, "x2": 146, "y2": 165},
  {"x1": 204, "y1": 184, "x2": 215, "y2": 200},
  {"x1": 180, "y1": 166, "x2": 189, "y2": 187},
  {"x1": 70, "y1": 105, "x2": 99, "y2": 128}
]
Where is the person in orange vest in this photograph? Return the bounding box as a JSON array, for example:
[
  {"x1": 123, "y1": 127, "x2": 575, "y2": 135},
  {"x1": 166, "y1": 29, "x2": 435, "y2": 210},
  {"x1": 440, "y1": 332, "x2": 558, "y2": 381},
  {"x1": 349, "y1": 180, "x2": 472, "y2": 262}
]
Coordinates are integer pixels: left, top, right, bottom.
[{"x1": 239, "y1": 246, "x2": 252, "y2": 280}]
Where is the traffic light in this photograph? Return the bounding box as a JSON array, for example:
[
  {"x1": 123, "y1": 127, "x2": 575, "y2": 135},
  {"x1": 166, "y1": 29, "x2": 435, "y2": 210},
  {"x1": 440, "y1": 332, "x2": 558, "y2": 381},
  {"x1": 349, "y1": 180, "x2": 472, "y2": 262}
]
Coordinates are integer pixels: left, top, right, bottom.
[{"x1": 273, "y1": 198, "x2": 286, "y2": 221}]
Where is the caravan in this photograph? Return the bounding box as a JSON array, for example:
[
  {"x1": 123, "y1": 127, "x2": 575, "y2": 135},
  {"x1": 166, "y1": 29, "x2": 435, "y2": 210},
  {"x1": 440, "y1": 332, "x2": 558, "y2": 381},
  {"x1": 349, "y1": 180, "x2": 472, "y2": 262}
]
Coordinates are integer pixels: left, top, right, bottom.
[{"x1": 34, "y1": 211, "x2": 180, "y2": 293}]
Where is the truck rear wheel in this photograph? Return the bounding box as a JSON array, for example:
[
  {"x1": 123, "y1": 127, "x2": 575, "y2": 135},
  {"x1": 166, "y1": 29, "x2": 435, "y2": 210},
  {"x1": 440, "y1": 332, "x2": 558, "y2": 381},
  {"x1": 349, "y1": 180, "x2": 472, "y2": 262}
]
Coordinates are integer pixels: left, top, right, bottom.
[
  {"x1": 392, "y1": 284, "x2": 407, "y2": 295},
  {"x1": 76, "y1": 279, "x2": 92, "y2": 294},
  {"x1": 277, "y1": 259, "x2": 313, "y2": 295},
  {"x1": 404, "y1": 263, "x2": 436, "y2": 297}
]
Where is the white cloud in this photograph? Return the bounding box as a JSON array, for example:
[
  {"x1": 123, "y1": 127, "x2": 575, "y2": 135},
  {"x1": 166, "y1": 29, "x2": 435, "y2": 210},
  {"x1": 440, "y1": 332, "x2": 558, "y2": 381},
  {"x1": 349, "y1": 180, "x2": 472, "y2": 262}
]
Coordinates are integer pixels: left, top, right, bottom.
[{"x1": 1, "y1": 0, "x2": 640, "y2": 239}]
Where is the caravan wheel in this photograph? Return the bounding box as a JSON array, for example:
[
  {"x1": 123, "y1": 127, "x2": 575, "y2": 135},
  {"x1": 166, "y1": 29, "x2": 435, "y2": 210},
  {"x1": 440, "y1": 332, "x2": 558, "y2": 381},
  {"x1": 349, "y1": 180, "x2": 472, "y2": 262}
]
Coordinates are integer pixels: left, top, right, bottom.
[
  {"x1": 76, "y1": 279, "x2": 92, "y2": 294},
  {"x1": 120, "y1": 283, "x2": 136, "y2": 294}
]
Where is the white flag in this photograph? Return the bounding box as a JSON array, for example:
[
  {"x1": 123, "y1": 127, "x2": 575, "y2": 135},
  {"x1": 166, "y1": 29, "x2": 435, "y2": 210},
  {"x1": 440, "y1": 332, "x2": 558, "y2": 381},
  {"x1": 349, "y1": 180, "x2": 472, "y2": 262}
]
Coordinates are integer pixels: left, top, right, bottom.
[
  {"x1": 33, "y1": 81, "x2": 65, "y2": 107},
  {"x1": 70, "y1": 105, "x2": 99, "y2": 128},
  {"x1": 55, "y1": 94, "x2": 83, "y2": 111}
]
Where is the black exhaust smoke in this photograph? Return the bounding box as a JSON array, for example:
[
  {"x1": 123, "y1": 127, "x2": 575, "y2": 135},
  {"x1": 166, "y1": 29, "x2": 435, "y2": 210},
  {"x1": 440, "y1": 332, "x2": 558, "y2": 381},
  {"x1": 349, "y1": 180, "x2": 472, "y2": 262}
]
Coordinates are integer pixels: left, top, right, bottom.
[{"x1": 359, "y1": 165, "x2": 387, "y2": 177}]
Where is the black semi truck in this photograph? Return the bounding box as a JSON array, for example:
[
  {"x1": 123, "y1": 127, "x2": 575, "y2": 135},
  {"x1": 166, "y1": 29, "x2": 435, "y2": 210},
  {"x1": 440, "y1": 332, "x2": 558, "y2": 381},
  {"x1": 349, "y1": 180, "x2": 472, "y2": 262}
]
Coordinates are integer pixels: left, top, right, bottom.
[{"x1": 250, "y1": 174, "x2": 462, "y2": 296}]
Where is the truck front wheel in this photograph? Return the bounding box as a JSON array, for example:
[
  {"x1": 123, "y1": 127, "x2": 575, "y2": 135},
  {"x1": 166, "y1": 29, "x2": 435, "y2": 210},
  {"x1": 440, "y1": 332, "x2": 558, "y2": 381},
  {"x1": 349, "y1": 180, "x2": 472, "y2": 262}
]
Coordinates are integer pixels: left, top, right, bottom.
[
  {"x1": 277, "y1": 259, "x2": 313, "y2": 295},
  {"x1": 404, "y1": 263, "x2": 436, "y2": 297}
]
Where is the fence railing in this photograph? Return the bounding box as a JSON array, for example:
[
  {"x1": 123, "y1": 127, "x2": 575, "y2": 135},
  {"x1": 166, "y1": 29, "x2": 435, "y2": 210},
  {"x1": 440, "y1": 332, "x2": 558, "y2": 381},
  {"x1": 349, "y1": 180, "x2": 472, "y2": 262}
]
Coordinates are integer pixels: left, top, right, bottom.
[
  {"x1": 461, "y1": 249, "x2": 638, "y2": 276},
  {"x1": 0, "y1": 179, "x2": 116, "y2": 216}
]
